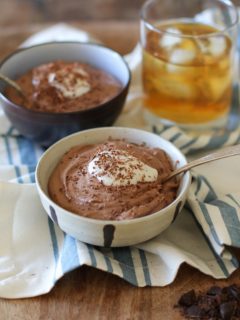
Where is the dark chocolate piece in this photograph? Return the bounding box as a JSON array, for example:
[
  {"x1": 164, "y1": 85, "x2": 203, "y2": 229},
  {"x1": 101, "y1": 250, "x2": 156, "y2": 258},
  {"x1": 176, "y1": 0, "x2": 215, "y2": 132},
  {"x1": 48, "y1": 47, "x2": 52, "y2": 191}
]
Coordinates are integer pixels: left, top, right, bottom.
[{"x1": 176, "y1": 284, "x2": 240, "y2": 319}]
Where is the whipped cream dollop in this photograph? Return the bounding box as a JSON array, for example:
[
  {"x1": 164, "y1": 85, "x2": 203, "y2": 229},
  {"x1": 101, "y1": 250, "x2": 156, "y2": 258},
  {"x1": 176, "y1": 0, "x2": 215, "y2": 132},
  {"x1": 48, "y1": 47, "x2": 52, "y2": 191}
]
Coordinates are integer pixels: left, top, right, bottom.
[
  {"x1": 88, "y1": 149, "x2": 158, "y2": 186},
  {"x1": 48, "y1": 66, "x2": 90, "y2": 99}
]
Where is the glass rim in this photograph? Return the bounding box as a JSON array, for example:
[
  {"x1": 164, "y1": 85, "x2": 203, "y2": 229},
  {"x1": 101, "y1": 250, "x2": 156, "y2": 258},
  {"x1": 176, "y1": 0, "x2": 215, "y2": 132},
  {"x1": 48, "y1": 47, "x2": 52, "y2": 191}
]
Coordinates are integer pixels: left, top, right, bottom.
[{"x1": 140, "y1": 0, "x2": 239, "y2": 39}]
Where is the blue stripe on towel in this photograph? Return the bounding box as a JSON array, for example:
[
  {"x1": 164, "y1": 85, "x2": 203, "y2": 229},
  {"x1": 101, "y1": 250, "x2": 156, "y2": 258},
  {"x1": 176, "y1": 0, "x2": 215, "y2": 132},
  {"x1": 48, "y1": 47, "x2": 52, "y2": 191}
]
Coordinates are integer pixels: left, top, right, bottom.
[
  {"x1": 190, "y1": 209, "x2": 233, "y2": 277},
  {"x1": 61, "y1": 235, "x2": 80, "y2": 274},
  {"x1": 112, "y1": 247, "x2": 138, "y2": 285},
  {"x1": 3, "y1": 136, "x2": 13, "y2": 164},
  {"x1": 103, "y1": 255, "x2": 113, "y2": 273},
  {"x1": 47, "y1": 217, "x2": 59, "y2": 282},
  {"x1": 205, "y1": 190, "x2": 217, "y2": 203},
  {"x1": 28, "y1": 172, "x2": 36, "y2": 183},
  {"x1": 14, "y1": 166, "x2": 23, "y2": 184},
  {"x1": 193, "y1": 175, "x2": 217, "y2": 202},
  {"x1": 231, "y1": 255, "x2": 239, "y2": 268},
  {"x1": 6, "y1": 126, "x2": 14, "y2": 136},
  {"x1": 200, "y1": 176, "x2": 218, "y2": 202},
  {"x1": 16, "y1": 136, "x2": 37, "y2": 165},
  {"x1": 3, "y1": 136, "x2": 24, "y2": 183},
  {"x1": 179, "y1": 137, "x2": 198, "y2": 151},
  {"x1": 28, "y1": 167, "x2": 36, "y2": 183},
  {"x1": 169, "y1": 132, "x2": 182, "y2": 143},
  {"x1": 195, "y1": 176, "x2": 202, "y2": 196},
  {"x1": 16, "y1": 137, "x2": 37, "y2": 182},
  {"x1": 205, "y1": 134, "x2": 229, "y2": 151},
  {"x1": 198, "y1": 202, "x2": 222, "y2": 245},
  {"x1": 226, "y1": 194, "x2": 240, "y2": 207},
  {"x1": 152, "y1": 125, "x2": 167, "y2": 136},
  {"x1": 139, "y1": 249, "x2": 151, "y2": 285},
  {"x1": 86, "y1": 244, "x2": 97, "y2": 267},
  {"x1": 211, "y1": 199, "x2": 240, "y2": 246},
  {"x1": 98, "y1": 247, "x2": 114, "y2": 272}
]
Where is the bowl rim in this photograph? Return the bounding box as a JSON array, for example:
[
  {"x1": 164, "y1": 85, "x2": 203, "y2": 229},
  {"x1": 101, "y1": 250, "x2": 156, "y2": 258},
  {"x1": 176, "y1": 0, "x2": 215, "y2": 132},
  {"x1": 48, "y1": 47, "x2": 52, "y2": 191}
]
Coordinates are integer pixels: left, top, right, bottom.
[
  {"x1": 0, "y1": 41, "x2": 131, "y2": 116},
  {"x1": 35, "y1": 126, "x2": 191, "y2": 225}
]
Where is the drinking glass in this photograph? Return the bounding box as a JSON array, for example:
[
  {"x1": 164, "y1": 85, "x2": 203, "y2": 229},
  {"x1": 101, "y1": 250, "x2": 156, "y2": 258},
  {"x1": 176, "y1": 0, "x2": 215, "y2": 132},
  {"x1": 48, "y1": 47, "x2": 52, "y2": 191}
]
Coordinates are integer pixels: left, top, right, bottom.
[{"x1": 140, "y1": 0, "x2": 239, "y2": 130}]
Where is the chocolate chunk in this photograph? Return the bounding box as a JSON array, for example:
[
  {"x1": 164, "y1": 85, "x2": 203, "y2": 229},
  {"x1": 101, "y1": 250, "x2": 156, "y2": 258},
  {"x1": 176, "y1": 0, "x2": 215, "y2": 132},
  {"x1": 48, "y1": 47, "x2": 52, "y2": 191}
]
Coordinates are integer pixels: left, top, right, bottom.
[
  {"x1": 207, "y1": 286, "x2": 222, "y2": 296},
  {"x1": 186, "y1": 305, "x2": 205, "y2": 318},
  {"x1": 178, "y1": 289, "x2": 197, "y2": 307},
  {"x1": 207, "y1": 307, "x2": 219, "y2": 318},
  {"x1": 219, "y1": 301, "x2": 236, "y2": 320},
  {"x1": 176, "y1": 284, "x2": 240, "y2": 320},
  {"x1": 228, "y1": 284, "x2": 240, "y2": 301}
]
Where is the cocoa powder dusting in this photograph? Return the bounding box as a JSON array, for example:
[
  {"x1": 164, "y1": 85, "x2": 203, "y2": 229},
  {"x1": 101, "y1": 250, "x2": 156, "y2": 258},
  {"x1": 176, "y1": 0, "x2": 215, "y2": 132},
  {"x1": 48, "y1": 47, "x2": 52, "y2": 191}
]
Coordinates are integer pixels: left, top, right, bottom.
[{"x1": 5, "y1": 61, "x2": 122, "y2": 113}]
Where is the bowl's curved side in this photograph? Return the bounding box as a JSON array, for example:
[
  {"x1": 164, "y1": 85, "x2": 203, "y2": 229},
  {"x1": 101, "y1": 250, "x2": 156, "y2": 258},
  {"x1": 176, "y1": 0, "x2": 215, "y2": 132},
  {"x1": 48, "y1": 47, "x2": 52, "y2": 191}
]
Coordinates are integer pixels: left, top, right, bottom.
[
  {"x1": 36, "y1": 178, "x2": 189, "y2": 247},
  {"x1": 1, "y1": 84, "x2": 130, "y2": 146},
  {"x1": 36, "y1": 127, "x2": 191, "y2": 247}
]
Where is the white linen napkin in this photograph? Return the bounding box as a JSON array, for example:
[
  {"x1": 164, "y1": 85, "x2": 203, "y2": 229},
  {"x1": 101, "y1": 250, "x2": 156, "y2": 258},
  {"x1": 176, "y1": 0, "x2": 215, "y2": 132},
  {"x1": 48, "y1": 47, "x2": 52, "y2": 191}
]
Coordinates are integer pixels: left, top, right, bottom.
[{"x1": 0, "y1": 22, "x2": 240, "y2": 299}]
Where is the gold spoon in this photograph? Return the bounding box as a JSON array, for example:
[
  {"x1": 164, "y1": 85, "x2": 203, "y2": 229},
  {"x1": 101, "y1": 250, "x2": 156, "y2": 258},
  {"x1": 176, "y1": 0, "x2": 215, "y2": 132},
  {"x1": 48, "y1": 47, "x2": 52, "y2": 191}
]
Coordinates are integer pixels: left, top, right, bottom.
[
  {"x1": 164, "y1": 144, "x2": 240, "y2": 183},
  {"x1": 0, "y1": 72, "x2": 25, "y2": 99}
]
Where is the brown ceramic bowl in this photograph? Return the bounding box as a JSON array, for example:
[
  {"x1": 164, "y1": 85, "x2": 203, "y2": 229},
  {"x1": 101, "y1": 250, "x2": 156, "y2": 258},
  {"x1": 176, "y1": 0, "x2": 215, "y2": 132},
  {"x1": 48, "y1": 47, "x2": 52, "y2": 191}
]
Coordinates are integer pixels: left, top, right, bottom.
[{"x1": 0, "y1": 42, "x2": 131, "y2": 146}]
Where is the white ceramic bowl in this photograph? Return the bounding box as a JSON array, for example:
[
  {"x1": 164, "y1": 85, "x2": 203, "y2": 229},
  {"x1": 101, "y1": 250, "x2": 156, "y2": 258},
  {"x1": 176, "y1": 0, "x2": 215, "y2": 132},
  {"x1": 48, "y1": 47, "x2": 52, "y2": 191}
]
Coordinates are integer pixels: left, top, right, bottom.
[{"x1": 35, "y1": 127, "x2": 191, "y2": 247}]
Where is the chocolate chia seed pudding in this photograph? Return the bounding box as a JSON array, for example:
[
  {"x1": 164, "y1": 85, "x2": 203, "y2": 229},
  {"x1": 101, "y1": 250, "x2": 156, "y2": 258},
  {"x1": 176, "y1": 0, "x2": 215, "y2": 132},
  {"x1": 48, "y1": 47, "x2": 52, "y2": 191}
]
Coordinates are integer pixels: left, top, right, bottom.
[
  {"x1": 5, "y1": 61, "x2": 122, "y2": 113},
  {"x1": 48, "y1": 140, "x2": 179, "y2": 221}
]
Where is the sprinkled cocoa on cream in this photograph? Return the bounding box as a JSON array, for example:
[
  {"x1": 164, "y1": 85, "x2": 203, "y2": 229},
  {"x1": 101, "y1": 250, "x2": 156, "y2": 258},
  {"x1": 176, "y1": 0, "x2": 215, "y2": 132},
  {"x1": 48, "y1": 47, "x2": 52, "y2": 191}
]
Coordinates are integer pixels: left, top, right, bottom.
[
  {"x1": 48, "y1": 140, "x2": 179, "y2": 221},
  {"x1": 5, "y1": 61, "x2": 122, "y2": 113},
  {"x1": 88, "y1": 149, "x2": 158, "y2": 186}
]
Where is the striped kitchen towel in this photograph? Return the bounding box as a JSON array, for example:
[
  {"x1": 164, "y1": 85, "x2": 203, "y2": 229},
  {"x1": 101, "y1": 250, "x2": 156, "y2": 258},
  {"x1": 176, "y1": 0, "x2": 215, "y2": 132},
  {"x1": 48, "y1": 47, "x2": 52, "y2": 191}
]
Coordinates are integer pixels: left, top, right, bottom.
[
  {"x1": 0, "y1": 165, "x2": 239, "y2": 298},
  {"x1": 0, "y1": 23, "x2": 240, "y2": 299},
  {"x1": 1, "y1": 99, "x2": 240, "y2": 299}
]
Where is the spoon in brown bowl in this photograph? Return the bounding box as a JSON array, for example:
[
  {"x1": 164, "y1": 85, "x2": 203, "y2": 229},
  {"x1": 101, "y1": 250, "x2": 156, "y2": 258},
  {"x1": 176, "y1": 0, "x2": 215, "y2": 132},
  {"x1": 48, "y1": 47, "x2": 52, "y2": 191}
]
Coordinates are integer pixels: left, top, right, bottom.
[
  {"x1": 0, "y1": 72, "x2": 26, "y2": 99},
  {"x1": 163, "y1": 144, "x2": 240, "y2": 183}
]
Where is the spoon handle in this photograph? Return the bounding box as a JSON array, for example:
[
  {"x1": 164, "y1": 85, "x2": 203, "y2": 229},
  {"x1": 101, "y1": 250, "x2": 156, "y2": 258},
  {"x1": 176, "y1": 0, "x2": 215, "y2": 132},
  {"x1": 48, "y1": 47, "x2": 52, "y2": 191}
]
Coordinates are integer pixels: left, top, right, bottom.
[
  {"x1": 0, "y1": 73, "x2": 23, "y2": 96},
  {"x1": 164, "y1": 144, "x2": 240, "y2": 182}
]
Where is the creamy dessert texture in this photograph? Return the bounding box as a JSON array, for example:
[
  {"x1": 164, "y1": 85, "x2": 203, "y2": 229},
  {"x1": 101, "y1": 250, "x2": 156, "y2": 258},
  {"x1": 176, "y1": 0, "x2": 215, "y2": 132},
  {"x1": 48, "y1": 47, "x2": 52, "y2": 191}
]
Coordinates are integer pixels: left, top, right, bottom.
[
  {"x1": 48, "y1": 140, "x2": 179, "y2": 221},
  {"x1": 5, "y1": 61, "x2": 122, "y2": 113}
]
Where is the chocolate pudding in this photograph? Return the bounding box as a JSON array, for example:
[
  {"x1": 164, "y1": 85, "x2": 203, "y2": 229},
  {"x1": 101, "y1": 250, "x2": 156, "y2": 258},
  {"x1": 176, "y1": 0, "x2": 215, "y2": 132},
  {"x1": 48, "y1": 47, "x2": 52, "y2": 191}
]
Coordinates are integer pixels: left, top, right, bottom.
[
  {"x1": 5, "y1": 61, "x2": 122, "y2": 113},
  {"x1": 48, "y1": 140, "x2": 179, "y2": 221}
]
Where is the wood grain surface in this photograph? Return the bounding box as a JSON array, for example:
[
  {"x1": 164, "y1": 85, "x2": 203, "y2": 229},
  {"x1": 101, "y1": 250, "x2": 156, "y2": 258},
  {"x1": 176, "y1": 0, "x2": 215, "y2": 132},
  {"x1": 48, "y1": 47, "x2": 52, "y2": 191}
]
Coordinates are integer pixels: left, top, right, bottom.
[
  {"x1": 0, "y1": 19, "x2": 240, "y2": 320},
  {"x1": 2, "y1": 263, "x2": 240, "y2": 320},
  {"x1": 1, "y1": 0, "x2": 239, "y2": 23},
  {"x1": 0, "y1": 21, "x2": 139, "y2": 59}
]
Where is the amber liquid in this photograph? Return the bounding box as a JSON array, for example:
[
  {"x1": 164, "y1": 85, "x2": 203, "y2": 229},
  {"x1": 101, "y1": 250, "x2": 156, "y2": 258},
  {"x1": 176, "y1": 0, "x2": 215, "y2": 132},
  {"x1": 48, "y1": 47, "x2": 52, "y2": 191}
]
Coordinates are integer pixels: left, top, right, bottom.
[{"x1": 142, "y1": 21, "x2": 233, "y2": 125}]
